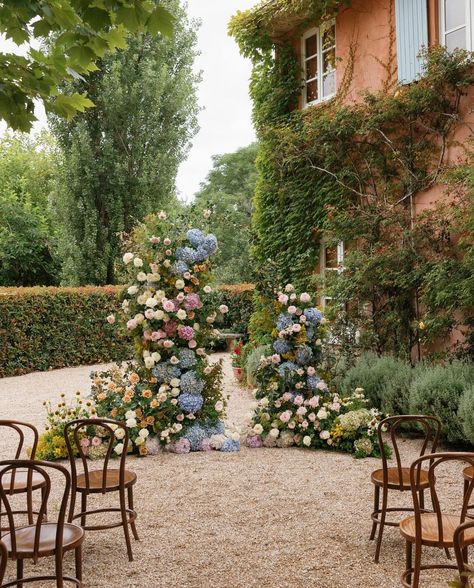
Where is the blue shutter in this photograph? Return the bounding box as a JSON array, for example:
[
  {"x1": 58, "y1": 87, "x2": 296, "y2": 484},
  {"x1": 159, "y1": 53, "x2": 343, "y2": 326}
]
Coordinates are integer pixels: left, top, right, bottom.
[{"x1": 395, "y1": 0, "x2": 429, "y2": 84}]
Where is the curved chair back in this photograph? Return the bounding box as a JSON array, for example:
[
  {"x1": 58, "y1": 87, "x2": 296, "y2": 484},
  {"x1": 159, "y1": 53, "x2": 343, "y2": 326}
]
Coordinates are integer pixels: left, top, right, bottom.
[
  {"x1": 64, "y1": 418, "x2": 129, "y2": 494},
  {"x1": 0, "y1": 420, "x2": 39, "y2": 460},
  {"x1": 454, "y1": 518, "x2": 474, "y2": 587},
  {"x1": 377, "y1": 415, "x2": 442, "y2": 491},
  {"x1": 0, "y1": 460, "x2": 71, "y2": 564},
  {"x1": 410, "y1": 453, "x2": 474, "y2": 548},
  {"x1": 0, "y1": 539, "x2": 7, "y2": 585}
]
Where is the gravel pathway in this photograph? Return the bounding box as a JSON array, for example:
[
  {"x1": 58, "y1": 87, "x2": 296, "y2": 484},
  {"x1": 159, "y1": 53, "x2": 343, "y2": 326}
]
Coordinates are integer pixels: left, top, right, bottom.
[{"x1": 0, "y1": 354, "x2": 466, "y2": 587}]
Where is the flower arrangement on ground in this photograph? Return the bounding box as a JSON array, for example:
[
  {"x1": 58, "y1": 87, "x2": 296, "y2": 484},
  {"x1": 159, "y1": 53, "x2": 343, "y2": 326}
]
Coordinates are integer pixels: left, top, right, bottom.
[
  {"x1": 231, "y1": 340, "x2": 244, "y2": 380},
  {"x1": 245, "y1": 285, "x2": 384, "y2": 457},
  {"x1": 91, "y1": 211, "x2": 240, "y2": 455}
]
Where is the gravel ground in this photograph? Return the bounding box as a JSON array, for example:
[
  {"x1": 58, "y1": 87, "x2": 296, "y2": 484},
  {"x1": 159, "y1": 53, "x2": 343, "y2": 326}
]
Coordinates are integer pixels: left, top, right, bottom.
[{"x1": 0, "y1": 354, "x2": 468, "y2": 588}]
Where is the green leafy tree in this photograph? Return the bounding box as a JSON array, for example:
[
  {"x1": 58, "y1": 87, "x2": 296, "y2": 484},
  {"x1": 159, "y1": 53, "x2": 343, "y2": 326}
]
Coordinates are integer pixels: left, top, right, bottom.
[
  {"x1": 0, "y1": 133, "x2": 60, "y2": 286},
  {"x1": 191, "y1": 144, "x2": 258, "y2": 284},
  {"x1": 0, "y1": 0, "x2": 173, "y2": 131},
  {"x1": 50, "y1": 0, "x2": 199, "y2": 285}
]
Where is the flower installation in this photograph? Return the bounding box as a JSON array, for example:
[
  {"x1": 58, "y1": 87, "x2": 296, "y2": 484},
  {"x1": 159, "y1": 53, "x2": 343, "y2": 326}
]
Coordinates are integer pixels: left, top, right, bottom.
[
  {"x1": 90, "y1": 211, "x2": 240, "y2": 456},
  {"x1": 245, "y1": 285, "x2": 384, "y2": 457}
]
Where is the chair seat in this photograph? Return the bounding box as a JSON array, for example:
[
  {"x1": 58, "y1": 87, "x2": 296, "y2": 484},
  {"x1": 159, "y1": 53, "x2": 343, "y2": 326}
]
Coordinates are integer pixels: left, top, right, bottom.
[
  {"x1": 1, "y1": 470, "x2": 46, "y2": 493},
  {"x1": 463, "y1": 466, "x2": 474, "y2": 481},
  {"x1": 1, "y1": 523, "x2": 84, "y2": 558},
  {"x1": 76, "y1": 469, "x2": 137, "y2": 492},
  {"x1": 400, "y1": 513, "x2": 474, "y2": 547},
  {"x1": 371, "y1": 467, "x2": 430, "y2": 490}
]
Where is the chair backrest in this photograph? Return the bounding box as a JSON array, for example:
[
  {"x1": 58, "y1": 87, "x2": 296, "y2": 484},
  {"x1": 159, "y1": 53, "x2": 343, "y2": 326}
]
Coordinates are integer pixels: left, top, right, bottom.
[
  {"x1": 0, "y1": 420, "x2": 39, "y2": 460},
  {"x1": 409, "y1": 452, "x2": 474, "y2": 547},
  {"x1": 0, "y1": 460, "x2": 71, "y2": 563},
  {"x1": 377, "y1": 415, "x2": 442, "y2": 491},
  {"x1": 0, "y1": 539, "x2": 7, "y2": 585},
  {"x1": 454, "y1": 518, "x2": 474, "y2": 586},
  {"x1": 64, "y1": 418, "x2": 129, "y2": 493}
]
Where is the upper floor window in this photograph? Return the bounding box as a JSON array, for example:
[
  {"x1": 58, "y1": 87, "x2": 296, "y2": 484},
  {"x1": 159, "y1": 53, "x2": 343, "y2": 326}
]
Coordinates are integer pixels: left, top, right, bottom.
[
  {"x1": 440, "y1": 0, "x2": 473, "y2": 51},
  {"x1": 320, "y1": 240, "x2": 344, "y2": 310},
  {"x1": 302, "y1": 20, "x2": 336, "y2": 107}
]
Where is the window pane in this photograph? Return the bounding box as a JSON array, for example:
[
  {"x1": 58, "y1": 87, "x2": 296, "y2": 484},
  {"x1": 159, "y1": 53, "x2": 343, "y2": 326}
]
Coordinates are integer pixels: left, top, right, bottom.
[
  {"x1": 446, "y1": 26, "x2": 467, "y2": 50},
  {"x1": 323, "y1": 71, "x2": 336, "y2": 97},
  {"x1": 306, "y1": 57, "x2": 317, "y2": 80},
  {"x1": 322, "y1": 24, "x2": 336, "y2": 51},
  {"x1": 323, "y1": 48, "x2": 336, "y2": 73},
  {"x1": 305, "y1": 34, "x2": 317, "y2": 57},
  {"x1": 324, "y1": 246, "x2": 338, "y2": 268},
  {"x1": 445, "y1": 0, "x2": 466, "y2": 30},
  {"x1": 306, "y1": 80, "x2": 318, "y2": 103}
]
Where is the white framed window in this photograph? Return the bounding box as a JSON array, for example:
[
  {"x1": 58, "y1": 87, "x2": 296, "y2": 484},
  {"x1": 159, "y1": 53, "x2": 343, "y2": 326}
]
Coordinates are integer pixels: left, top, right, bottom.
[
  {"x1": 320, "y1": 240, "x2": 344, "y2": 310},
  {"x1": 301, "y1": 20, "x2": 336, "y2": 108},
  {"x1": 440, "y1": 0, "x2": 473, "y2": 51}
]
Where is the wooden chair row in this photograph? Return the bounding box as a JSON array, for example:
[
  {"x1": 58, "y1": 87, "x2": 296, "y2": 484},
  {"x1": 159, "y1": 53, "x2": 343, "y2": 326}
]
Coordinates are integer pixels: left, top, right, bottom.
[
  {"x1": 370, "y1": 415, "x2": 474, "y2": 587},
  {"x1": 0, "y1": 418, "x2": 139, "y2": 587}
]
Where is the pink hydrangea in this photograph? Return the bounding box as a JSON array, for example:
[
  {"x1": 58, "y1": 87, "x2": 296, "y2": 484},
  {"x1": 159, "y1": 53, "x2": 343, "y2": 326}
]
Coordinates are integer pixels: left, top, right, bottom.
[
  {"x1": 200, "y1": 438, "x2": 212, "y2": 451},
  {"x1": 178, "y1": 326, "x2": 195, "y2": 340},
  {"x1": 164, "y1": 320, "x2": 178, "y2": 337},
  {"x1": 246, "y1": 435, "x2": 263, "y2": 448},
  {"x1": 169, "y1": 438, "x2": 191, "y2": 454},
  {"x1": 184, "y1": 293, "x2": 202, "y2": 310}
]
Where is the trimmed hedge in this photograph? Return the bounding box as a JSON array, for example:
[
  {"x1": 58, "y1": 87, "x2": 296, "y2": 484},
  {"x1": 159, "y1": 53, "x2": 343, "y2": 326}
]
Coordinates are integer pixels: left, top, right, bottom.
[
  {"x1": 209, "y1": 284, "x2": 255, "y2": 350},
  {"x1": 0, "y1": 286, "x2": 131, "y2": 377}
]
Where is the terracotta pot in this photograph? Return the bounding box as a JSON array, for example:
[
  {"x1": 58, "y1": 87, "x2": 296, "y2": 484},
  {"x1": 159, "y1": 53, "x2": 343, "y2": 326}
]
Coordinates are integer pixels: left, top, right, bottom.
[{"x1": 233, "y1": 367, "x2": 243, "y2": 380}]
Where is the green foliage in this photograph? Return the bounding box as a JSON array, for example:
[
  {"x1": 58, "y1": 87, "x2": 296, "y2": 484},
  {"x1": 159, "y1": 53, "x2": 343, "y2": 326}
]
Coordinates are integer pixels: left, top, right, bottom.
[
  {"x1": 0, "y1": 286, "x2": 130, "y2": 377},
  {"x1": 0, "y1": 133, "x2": 60, "y2": 286},
  {"x1": 409, "y1": 362, "x2": 474, "y2": 443},
  {"x1": 209, "y1": 284, "x2": 255, "y2": 335},
  {"x1": 0, "y1": 0, "x2": 174, "y2": 131},
  {"x1": 50, "y1": 1, "x2": 199, "y2": 285},
  {"x1": 459, "y1": 385, "x2": 474, "y2": 445},
  {"x1": 245, "y1": 344, "x2": 271, "y2": 387},
  {"x1": 191, "y1": 144, "x2": 258, "y2": 284}
]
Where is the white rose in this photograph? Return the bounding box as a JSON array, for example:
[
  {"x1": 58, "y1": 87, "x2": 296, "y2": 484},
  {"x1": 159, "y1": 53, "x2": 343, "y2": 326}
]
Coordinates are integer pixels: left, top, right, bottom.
[
  {"x1": 219, "y1": 304, "x2": 229, "y2": 314},
  {"x1": 114, "y1": 428, "x2": 125, "y2": 440},
  {"x1": 123, "y1": 253, "x2": 134, "y2": 264},
  {"x1": 231, "y1": 432, "x2": 240, "y2": 442},
  {"x1": 134, "y1": 313, "x2": 144, "y2": 324},
  {"x1": 126, "y1": 418, "x2": 137, "y2": 428},
  {"x1": 139, "y1": 429, "x2": 149, "y2": 438},
  {"x1": 128, "y1": 285, "x2": 138, "y2": 296},
  {"x1": 125, "y1": 410, "x2": 135, "y2": 419},
  {"x1": 133, "y1": 257, "x2": 143, "y2": 267},
  {"x1": 177, "y1": 309, "x2": 187, "y2": 320},
  {"x1": 285, "y1": 284, "x2": 294, "y2": 292},
  {"x1": 203, "y1": 285, "x2": 212, "y2": 294},
  {"x1": 135, "y1": 436, "x2": 144, "y2": 446},
  {"x1": 154, "y1": 309, "x2": 164, "y2": 320},
  {"x1": 303, "y1": 435, "x2": 312, "y2": 447},
  {"x1": 137, "y1": 272, "x2": 147, "y2": 282},
  {"x1": 317, "y1": 408, "x2": 328, "y2": 420},
  {"x1": 170, "y1": 378, "x2": 180, "y2": 388},
  {"x1": 158, "y1": 210, "x2": 167, "y2": 220},
  {"x1": 152, "y1": 352, "x2": 161, "y2": 362},
  {"x1": 106, "y1": 314, "x2": 115, "y2": 324},
  {"x1": 171, "y1": 388, "x2": 180, "y2": 397},
  {"x1": 146, "y1": 297, "x2": 158, "y2": 308},
  {"x1": 175, "y1": 279, "x2": 185, "y2": 289},
  {"x1": 114, "y1": 443, "x2": 124, "y2": 455},
  {"x1": 253, "y1": 424, "x2": 264, "y2": 435},
  {"x1": 269, "y1": 428, "x2": 280, "y2": 438},
  {"x1": 144, "y1": 356, "x2": 155, "y2": 369}
]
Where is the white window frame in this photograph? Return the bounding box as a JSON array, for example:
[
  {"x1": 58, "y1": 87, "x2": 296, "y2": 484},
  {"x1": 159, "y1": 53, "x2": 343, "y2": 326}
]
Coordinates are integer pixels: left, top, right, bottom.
[
  {"x1": 301, "y1": 20, "x2": 336, "y2": 108},
  {"x1": 320, "y1": 240, "x2": 344, "y2": 310},
  {"x1": 439, "y1": 0, "x2": 473, "y2": 51}
]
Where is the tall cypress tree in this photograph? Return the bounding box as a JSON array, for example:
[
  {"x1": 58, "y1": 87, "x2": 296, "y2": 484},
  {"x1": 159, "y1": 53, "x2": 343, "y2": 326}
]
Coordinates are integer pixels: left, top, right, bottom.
[{"x1": 51, "y1": 0, "x2": 199, "y2": 285}]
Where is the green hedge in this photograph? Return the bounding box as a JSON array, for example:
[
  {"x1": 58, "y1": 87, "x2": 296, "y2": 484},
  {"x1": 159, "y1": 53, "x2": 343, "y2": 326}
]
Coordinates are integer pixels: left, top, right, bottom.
[
  {"x1": 0, "y1": 286, "x2": 131, "y2": 377},
  {"x1": 337, "y1": 353, "x2": 474, "y2": 446}
]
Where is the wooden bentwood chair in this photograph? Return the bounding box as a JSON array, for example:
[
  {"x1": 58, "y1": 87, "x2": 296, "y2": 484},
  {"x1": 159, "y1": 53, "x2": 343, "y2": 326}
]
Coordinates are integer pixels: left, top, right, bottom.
[
  {"x1": 400, "y1": 452, "x2": 474, "y2": 588},
  {"x1": 454, "y1": 518, "x2": 474, "y2": 587},
  {"x1": 64, "y1": 418, "x2": 139, "y2": 562},
  {"x1": 0, "y1": 460, "x2": 84, "y2": 587},
  {"x1": 0, "y1": 421, "x2": 46, "y2": 531},
  {"x1": 370, "y1": 415, "x2": 442, "y2": 563},
  {"x1": 0, "y1": 539, "x2": 7, "y2": 586}
]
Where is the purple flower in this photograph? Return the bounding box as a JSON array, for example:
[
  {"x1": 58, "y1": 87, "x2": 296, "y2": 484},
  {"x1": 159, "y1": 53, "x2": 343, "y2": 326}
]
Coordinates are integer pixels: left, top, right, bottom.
[
  {"x1": 200, "y1": 438, "x2": 212, "y2": 451},
  {"x1": 178, "y1": 325, "x2": 195, "y2": 341},
  {"x1": 246, "y1": 435, "x2": 263, "y2": 448},
  {"x1": 184, "y1": 293, "x2": 202, "y2": 310}
]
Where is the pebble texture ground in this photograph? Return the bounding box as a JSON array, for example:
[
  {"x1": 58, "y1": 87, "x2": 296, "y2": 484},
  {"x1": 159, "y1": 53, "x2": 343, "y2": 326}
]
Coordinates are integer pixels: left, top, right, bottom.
[{"x1": 0, "y1": 354, "x2": 467, "y2": 587}]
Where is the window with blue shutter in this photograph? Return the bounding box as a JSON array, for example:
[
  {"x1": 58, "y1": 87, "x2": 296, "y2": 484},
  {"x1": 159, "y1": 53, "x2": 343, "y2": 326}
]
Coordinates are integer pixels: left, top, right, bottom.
[{"x1": 395, "y1": 0, "x2": 429, "y2": 84}]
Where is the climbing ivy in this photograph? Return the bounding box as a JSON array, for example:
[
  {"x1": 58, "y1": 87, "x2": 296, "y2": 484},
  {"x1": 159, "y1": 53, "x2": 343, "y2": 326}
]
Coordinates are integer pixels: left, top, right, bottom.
[{"x1": 230, "y1": 1, "x2": 474, "y2": 359}]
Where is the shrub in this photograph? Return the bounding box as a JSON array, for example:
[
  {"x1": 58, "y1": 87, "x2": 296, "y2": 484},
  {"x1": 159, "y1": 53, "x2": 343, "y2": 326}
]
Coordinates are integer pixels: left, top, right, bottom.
[
  {"x1": 245, "y1": 344, "x2": 271, "y2": 388},
  {"x1": 409, "y1": 362, "x2": 474, "y2": 443},
  {"x1": 210, "y1": 283, "x2": 255, "y2": 334},
  {"x1": 0, "y1": 286, "x2": 131, "y2": 377},
  {"x1": 459, "y1": 385, "x2": 474, "y2": 445}
]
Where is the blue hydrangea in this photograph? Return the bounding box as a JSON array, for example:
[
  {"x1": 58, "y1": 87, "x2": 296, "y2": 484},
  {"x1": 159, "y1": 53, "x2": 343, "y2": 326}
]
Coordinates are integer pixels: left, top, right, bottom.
[
  {"x1": 220, "y1": 438, "x2": 240, "y2": 452},
  {"x1": 202, "y1": 234, "x2": 218, "y2": 255},
  {"x1": 306, "y1": 327, "x2": 315, "y2": 341},
  {"x1": 152, "y1": 363, "x2": 181, "y2": 383},
  {"x1": 276, "y1": 313, "x2": 294, "y2": 331},
  {"x1": 296, "y1": 345, "x2": 313, "y2": 365},
  {"x1": 178, "y1": 349, "x2": 197, "y2": 368},
  {"x1": 186, "y1": 229, "x2": 205, "y2": 247},
  {"x1": 172, "y1": 260, "x2": 189, "y2": 276},
  {"x1": 204, "y1": 421, "x2": 225, "y2": 436},
  {"x1": 184, "y1": 422, "x2": 208, "y2": 451},
  {"x1": 307, "y1": 375, "x2": 321, "y2": 389},
  {"x1": 193, "y1": 246, "x2": 210, "y2": 263},
  {"x1": 273, "y1": 339, "x2": 291, "y2": 355},
  {"x1": 304, "y1": 308, "x2": 323, "y2": 326},
  {"x1": 278, "y1": 361, "x2": 298, "y2": 379},
  {"x1": 175, "y1": 247, "x2": 198, "y2": 264},
  {"x1": 178, "y1": 393, "x2": 204, "y2": 413},
  {"x1": 180, "y1": 370, "x2": 205, "y2": 395}
]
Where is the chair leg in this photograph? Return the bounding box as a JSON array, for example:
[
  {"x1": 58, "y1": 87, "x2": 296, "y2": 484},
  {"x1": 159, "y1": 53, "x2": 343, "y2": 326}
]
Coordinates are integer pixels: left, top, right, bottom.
[
  {"x1": 412, "y1": 543, "x2": 422, "y2": 588},
  {"x1": 119, "y1": 488, "x2": 133, "y2": 562},
  {"x1": 128, "y1": 486, "x2": 139, "y2": 541},
  {"x1": 406, "y1": 540, "x2": 413, "y2": 585},
  {"x1": 17, "y1": 559, "x2": 24, "y2": 588},
  {"x1": 80, "y1": 494, "x2": 87, "y2": 528},
  {"x1": 374, "y1": 486, "x2": 388, "y2": 563},
  {"x1": 55, "y1": 550, "x2": 64, "y2": 588},
  {"x1": 369, "y1": 485, "x2": 379, "y2": 541},
  {"x1": 75, "y1": 544, "x2": 83, "y2": 582},
  {"x1": 27, "y1": 489, "x2": 33, "y2": 525}
]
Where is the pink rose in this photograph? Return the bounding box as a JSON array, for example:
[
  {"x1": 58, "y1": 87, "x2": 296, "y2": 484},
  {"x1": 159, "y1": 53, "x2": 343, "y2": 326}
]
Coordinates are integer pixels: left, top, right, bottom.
[
  {"x1": 288, "y1": 421, "x2": 296, "y2": 429},
  {"x1": 163, "y1": 300, "x2": 175, "y2": 312},
  {"x1": 316, "y1": 381, "x2": 328, "y2": 390},
  {"x1": 106, "y1": 314, "x2": 115, "y2": 324},
  {"x1": 278, "y1": 293, "x2": 289, "y2": 304},
  {"x1": 308, "y1": 396, "x2": 320, "y2": 408},
  {"x1": 288, "y1": 305, "x2": 297, "y2": 315},
  {"x1": 145, "y1": 309, "x2": 155, "y2": 320},
  {"x1": 300, "y1": 293, "x2": 311, "y2": 303},
  {"x1": 188, "y1": 339, "x2": 197, "y2": 349},
  {"x1": 126, "y1": 319, "x2": 137, "y2": 330},
  {"x1": 331, "y1": 402, "x2": 341, "y2": 412},
  {"x1": 163, "y1": 340, "x2": 174, "y2": 348},
  {"x1": 296, "y1": 406, "x2": 307, "y2": 416},
  {"x1": 293, "y1": 395, "x2": 304, "y2": 406},
  {"x1": 292, "y1": 324, "x2": 302, "y2": 333},
  {"x1": 91, "y1": 436, "x2": 102, "y2": 447},
  {"x1": 143, "y1": 330, "x2": 152, "y2": 340},
  {"x1": 280, "y1": 410, "x2": 292, "y2": 423},
  {"x1": 308, "y1": 412, "x2": 316, "y2": 422},
  {"x1": 282, "y1": 393, "x2": 292, "y2": 402},
  {"x1": 307, "y1": 366, "x2": 316, "y2": 376}
]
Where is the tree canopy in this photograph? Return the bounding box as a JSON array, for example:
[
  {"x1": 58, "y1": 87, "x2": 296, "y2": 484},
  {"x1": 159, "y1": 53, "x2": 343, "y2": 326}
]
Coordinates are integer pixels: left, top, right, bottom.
[{"x1": 0, "y1": 0, "x2": 174, "y2": 131}]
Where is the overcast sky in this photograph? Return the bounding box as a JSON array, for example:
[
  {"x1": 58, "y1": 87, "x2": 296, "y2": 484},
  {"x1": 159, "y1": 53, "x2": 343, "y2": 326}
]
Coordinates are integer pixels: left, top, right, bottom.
[{"x1": 0, "y1": 0, "x2": 257, "y2": 201}]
